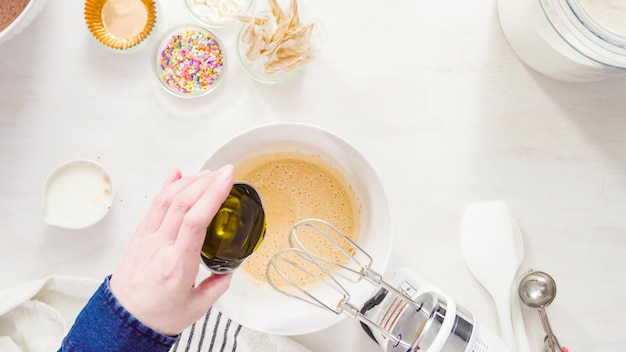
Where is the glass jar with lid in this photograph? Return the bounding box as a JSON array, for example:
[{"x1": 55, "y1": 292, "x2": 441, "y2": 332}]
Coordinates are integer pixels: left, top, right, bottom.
[{"x1": 498, "y1": 0, "x2": 626, "y2": 82}]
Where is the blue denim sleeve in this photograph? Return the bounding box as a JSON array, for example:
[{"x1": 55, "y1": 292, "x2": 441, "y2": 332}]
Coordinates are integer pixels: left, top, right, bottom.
[{"x1": 58, "y1": 275, "x2": 178, "y2": 352}]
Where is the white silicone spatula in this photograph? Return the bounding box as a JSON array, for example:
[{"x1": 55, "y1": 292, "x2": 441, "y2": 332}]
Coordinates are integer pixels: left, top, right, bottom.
[
  {"x1": 510, "y1": 217, "x2": 532, "y2": 352},
  {"x1": 459, "y1": 201, "x2": 529, "y2": 352}
]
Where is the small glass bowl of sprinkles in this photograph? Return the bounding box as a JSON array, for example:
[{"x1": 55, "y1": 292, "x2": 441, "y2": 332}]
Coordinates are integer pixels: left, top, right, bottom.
[
  {"x1": 185, "y1": 0, "x2": 255, "y2": 29},
  {"x1": 153, "y1": 25, "x2": 226, "y2": 98}
]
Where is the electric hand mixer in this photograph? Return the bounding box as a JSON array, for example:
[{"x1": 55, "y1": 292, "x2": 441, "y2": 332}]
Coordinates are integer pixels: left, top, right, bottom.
[{"x1": 266, "y1": 219, "x2": 513, "y2": 352}]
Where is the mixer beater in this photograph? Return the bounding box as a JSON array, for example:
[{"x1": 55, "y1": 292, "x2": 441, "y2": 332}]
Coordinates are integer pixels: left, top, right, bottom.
[{"x1": 266, "y1": 218, "x2": 513, "y2": 352}]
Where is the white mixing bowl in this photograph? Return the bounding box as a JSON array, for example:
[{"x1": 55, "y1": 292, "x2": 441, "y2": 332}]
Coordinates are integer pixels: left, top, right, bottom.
[
  {"x1": 0, "y1": 0, "x2": 49, "y2": 46},
  {"x1": 198, "y1": 122, "x2": 392, "y2": 335}
]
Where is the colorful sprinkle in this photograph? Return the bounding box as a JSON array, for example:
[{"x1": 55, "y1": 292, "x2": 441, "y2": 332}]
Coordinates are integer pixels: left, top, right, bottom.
[{"x1": 158, "y1": 28, "x2": 224, "y2": 95}]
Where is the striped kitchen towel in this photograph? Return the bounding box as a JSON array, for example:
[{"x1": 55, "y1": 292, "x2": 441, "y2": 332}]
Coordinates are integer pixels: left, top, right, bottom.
[{"x1": 170, "y1": 307, "x2": 311, "y2": 352}]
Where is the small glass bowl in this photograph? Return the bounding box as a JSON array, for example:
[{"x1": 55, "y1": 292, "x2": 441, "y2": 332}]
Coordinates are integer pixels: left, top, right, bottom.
[
  {"x1": 152, "y1": 25, "x2": 227, "y2": 98},
  {"x1": 236, "y1": 9, "x2": 327, "y2": 84},
  {"x1": 84, "y1": 0, "x2": 159, "y2": 53},
  {"x1": 185, "y1": 0, "x2": 255, "y2": 29}
]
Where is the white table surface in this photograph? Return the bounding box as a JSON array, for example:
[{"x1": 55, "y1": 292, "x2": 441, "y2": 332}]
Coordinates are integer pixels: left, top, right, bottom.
[{"x1": 1, "y1": 0, "x2": 625, "y2": 351}]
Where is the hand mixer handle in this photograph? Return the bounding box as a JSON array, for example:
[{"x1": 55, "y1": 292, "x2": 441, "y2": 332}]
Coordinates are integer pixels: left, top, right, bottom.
[
  {"x1": 340, "y1": 300, "x2": 412, "y2": 350},
  {"x1": 477, "y1": 322, "x2": 514, "y2": 352}
]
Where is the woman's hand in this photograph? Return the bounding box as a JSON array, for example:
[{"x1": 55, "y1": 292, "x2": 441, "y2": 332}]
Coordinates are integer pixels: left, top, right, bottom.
[{"x1": 110, "y1": 165, "x2": 235, "y2": 336}]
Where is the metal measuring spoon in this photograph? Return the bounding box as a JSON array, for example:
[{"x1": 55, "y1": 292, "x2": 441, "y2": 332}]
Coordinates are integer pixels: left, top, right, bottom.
[{"x1": 518, "y1": 270, "x2": 563, "y2": 352}]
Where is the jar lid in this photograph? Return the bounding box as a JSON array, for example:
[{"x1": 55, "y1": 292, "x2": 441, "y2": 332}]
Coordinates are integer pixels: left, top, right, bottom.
[{"x1": 541, "y1": 0, "x2": 626, "y2": 68}]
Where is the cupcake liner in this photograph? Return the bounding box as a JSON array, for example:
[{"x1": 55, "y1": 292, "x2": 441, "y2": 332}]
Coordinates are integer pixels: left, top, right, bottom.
[{"x1": 84, "y1": 0, "x2": 158, "y2": 50}]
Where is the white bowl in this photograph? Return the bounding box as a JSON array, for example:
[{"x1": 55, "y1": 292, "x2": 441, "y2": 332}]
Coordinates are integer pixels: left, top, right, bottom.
[
  {"x1": 185, "y1": 0, "x2": 255, "y2": 29},
  {"x1": 198, "y1": 122, "x2": 392, "y2": 335},
  {"x1": 43, "y1": 160, "x2": 114, "y2": 229},
  {"x1": 0, "y1": 0, "x2": 49, "y2": 46}
]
